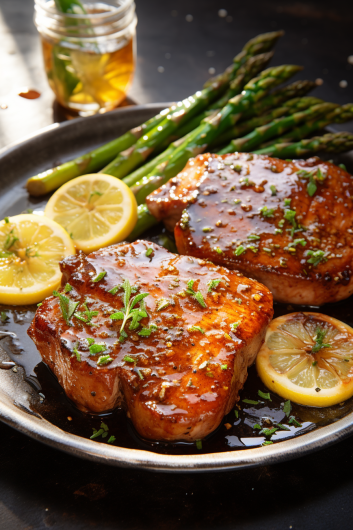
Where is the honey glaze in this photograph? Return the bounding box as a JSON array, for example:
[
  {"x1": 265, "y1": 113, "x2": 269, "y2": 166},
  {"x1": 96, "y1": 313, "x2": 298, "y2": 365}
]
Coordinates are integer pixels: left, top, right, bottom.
[{"x1": 1, "y1": 294, "x2": 353, "y2": 454}]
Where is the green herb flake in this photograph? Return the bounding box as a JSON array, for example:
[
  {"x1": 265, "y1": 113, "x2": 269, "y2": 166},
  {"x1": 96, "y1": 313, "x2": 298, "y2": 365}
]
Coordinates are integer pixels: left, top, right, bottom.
[
  {"x1": 123, "y1": 355, "x2": 136, "y2": 363},
  {"x1": 235, "y1": 298, "x2": 242, "y2": 305},
  {"x1": 74, "y1": 302, "x2": 99, "y2": 325},
  {"x1": 339, "y1": 163, "x2": 347, "y2": 171},
  {"x1": 259, "y1": 205, "x2": 275, "y2": 218},
  {"x1": 136, "y1": 369, "x2": 144, "y2": 380},
  {"x1": 234, "y1": 245, "x2": 246, "y2": 256},
  {"x1": 64, "y1": 283, "x2": 73, "y2": 293},
  {"x1": 57, "y1": 293, "x2": 79, "y2": 325},
  {"x1": 4, "y1": 217, "x2": 9, "y2": 224},
  {"x1": 230, "y1": 322, "x2": 240, "y2": 331},
  {"x1": 207, "y1": 278, "x2": 221, "y2": 292},
  {"x1": 262, "y1": 440, "x2": 273, "y2": 446},
  {"x1": 1, "y1": 311, "x2": 9, "y2": 323},
  {"x1": 202, "y1": 227, "x2": 213, "y2": 233},
  {"x1": 145, "y1": 248, "x2": 153, "y2": 257},
  {"x1": 260, "y1": 427, "x2": 278, "y2": 437},
  {"x1": 283, "y1": 400, "x2": 292, "y2": 417},
  {"x1": 89, "y1": 344, "x2": 106, "y2": 355},
  {"x1": 234, "y1": 410, "x2": 239, "y2": 419},
  {"x1": 72, "y1": 346, "x2": 81, "y2": 362},
  {"x1": 108, "y1": 284, "x2": 122, "y2": 295},
  {"x1": 196, "y1": 439, "x2": 202, "y2": 450},
  {"x1": 89, "y1": 190, "x2": 103, "y2": 202},
  {"x1": 156, "y1": 298, "x2": 171, "y2": 311},
  {"x1": 185, "y1": 279, "x2": 207, "y2": 308},
  {"x1": 253, "y1": 424, "x2": 261, "y2": 430},
  {"x1": 189, "y1": 325, "x2": 205, "y2": 334},
  {"x1": 270, "y1": 185, "x2": 277, "y2": 196},
  {"x1": 37, "y1": 303, "x2": 42, "y2": 307},
  {"x1": 87, "y1": 337, "x2": 95, "y2": 345},
  {"x1": 288, "y1": 416, "x2": 302, "y2": 428},
  {"x1": 221, "y1": 364, "x2": 228, "y2": 370},
  {"x1": 107, "y1": 435, "x2": 116, "y2": 444},
  {"x1": 97, "y1": 355, "x2": 113, "y2": 366},
  {"x1": 90, "y1": 428, "x2": 104, "y2": 440},
  {"x1": 307, "y1": 249, "x2": 327, "y2": 267},
  {"x1": 312, "y1": 326, "x2": 331, "y2": 353},
  {"x1": 312, "y1": 360, "x2": 318, "y2": 366},
  {"x1": 258, "y1": 390, "x2": 271, "y2": 401},
  {"x1": 284, "y1": 198, "x2": 291, "y2": 206},
  {"x1": 92, "y1": 271, "x2": 107, "y2": 283},
  {"x1": 276, "y1": 423, "x2": 291, "y2": 431},
  {"x1": 283, "y1": 209, "x2": 297, "y2": 227},
  {"x1": 215, "y1": 247, "x2": 223, "y2": 254},
  {"x1": 242, "y1": 399, "x2": 259, "y2": 405},
  {"x1": 248, "y1": 234, "x2": 260, "y2": 241}
]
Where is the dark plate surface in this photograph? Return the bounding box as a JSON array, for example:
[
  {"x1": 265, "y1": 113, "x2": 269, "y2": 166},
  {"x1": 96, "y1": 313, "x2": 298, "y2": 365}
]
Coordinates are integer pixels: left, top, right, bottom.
[{"x1": 1, "y1": 104, "x2": 353, "y2": 472}]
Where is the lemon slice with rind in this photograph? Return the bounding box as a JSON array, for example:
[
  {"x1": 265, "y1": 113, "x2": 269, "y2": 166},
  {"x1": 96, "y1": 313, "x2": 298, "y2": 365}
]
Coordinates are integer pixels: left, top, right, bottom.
[
  {"x1": 44, "y1": 174, "x2": 138, "y2": 253},
  {"x1": 0, "y1": 214, "x2": 75, "y2": 305},
  {"x1": 256, "y1": 312, "x2": 353, "y2": 407}
]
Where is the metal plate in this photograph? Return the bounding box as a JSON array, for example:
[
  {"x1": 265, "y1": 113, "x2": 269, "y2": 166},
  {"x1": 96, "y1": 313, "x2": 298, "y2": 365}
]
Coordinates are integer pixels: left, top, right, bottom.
[{"x1": 1, "y1": 104, "x2": 353, "y2": 472}]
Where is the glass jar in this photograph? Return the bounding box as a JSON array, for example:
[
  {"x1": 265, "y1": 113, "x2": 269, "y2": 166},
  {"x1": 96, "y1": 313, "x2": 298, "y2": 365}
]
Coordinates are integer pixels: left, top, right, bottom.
[{"x1": 34, "y1": 0, "x2": 137, "y2": 115}]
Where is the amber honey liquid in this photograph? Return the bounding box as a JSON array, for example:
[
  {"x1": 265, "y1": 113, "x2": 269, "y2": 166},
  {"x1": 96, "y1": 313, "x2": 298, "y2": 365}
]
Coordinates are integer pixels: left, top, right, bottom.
[{"x1": 41, "y1": 22, "x2": 135, "y2": 113}]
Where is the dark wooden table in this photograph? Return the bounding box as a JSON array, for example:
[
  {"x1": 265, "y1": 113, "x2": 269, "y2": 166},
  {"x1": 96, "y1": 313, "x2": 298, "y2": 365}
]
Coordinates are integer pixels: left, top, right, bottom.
[{"x1": 1, "y1": 1, "x2": 353, "y2": 528}]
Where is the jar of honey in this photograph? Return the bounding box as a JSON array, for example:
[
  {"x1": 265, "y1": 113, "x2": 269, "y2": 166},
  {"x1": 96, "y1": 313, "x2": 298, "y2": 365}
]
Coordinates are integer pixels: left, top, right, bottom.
[{"x1": 34, "y1": 0, "x2": 137, "y2": 115}]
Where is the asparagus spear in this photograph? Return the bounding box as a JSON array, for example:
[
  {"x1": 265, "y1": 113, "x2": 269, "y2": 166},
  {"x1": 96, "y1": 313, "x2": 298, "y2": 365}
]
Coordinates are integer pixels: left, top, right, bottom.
[
  {"x1": 102, "y1": 52, "x2": 274, "y2": 180},
  {"x1": 126, "y1": 204, "x2": 158, "y2": 242},
  {"x1": 254, "y1": 132, "x2": 353, "y2": 158},
  {"x1": 212, "y1": 96, "x2": 323, "y2": 148},
  {"x1": 217, "y1": 102, "x2": 338, "y2": 155},
  {"x1": 204, "y1": 30, "x2": 284, "y2": 88},
  {"x1": 131, "y1": 65, "x2": 302, "y2": 204},
  {"x1": 261, "y1": 103, "x2": 353, "y2": 146}
]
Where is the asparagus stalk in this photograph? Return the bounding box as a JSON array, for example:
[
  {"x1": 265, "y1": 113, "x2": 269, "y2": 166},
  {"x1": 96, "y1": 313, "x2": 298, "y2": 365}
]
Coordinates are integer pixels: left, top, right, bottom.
[
  {"x1": 261, "y1": 103, "x2": 353, "y2": 146},
  {"x1": 212, "y1": 96, "x2": 323, "y2": 148},
  {"x1": 204, "y1": 30, "x2": 284, "y2": 88},
  {"x1": 217, "y1": 102, "x2": 338, "y2": 155},
  {"x1": 102, "y1": 52, "x2": 274, "y2": 180},
  {"x1": 131, "y1": 65, "x2": 302, "y2": 204},
  {"x1": 126, "y1": 204, "x2": 158, "y2": 241},
  {"x1": 254, "y1": 132, "x2": 353, "y2": 158}
]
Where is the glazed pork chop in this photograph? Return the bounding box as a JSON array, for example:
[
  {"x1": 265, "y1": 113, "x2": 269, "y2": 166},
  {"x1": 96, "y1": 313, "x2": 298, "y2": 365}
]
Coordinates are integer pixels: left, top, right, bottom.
[
  {"x1": 28, "y1": 241, "x2": 272, "y2": 442},
  {"x1": 146, "y1": 153, "x2": 353, "y2": 306}
]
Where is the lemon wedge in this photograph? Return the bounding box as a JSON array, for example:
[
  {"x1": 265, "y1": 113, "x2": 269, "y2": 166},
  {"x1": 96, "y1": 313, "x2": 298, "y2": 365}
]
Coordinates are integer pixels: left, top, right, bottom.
[
  {"x1": 44, "y1": 174, "x2": 138, "y2": 253},
  {"x1": 256, "y1": 312, "x2": 353, "y2": 407},
  {"x1": 0, "y1": 214, "x2": 75, "y2": 305}
]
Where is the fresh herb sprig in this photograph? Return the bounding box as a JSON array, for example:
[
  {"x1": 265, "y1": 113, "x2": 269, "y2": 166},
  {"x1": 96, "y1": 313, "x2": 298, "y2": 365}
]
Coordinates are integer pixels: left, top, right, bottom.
[
  {"x1": 185, "y1": 279, "x2": 207, "y2": 308},
  {"x1": 53, "y1": 290, "x2": 79, "y2": 325},
  {"x1": 109, "y1": 279, "x2": 149, "y2": 342},
  {"x1": 312, "y1": 326, "x2": 331, "y2": 353}
]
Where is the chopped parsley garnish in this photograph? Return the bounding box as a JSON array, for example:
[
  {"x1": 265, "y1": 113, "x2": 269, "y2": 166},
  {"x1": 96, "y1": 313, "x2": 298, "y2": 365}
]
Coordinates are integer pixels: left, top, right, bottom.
[
  {"x1": 89, "y1": 190, "x2": 103, "y2": 202},
  {"x1": 74, "y1": 302, "x2": 99, "y2": 325},
  {"x1": 92, "y1": 271, "x2": 107, "y2": 283},
  {"x1": 284, "y1": 198, "x2": 291, "y2": 207},
  {"x1": 138, "y1": 323, "x2": 158, "y2": 337},
  {"x1": 156, "y1": 298, "x2": 172, "y2": 311},
  {"x1": 97, "y1": 355, "x2": 113, "y2": 366},
  {"x1": 72, "y1": 346, "x2": 81, "y2": 362},
  {"x1": 108, "y1": 284, "x2": 122, "y2": 295},
  {"x1": 221, "y1": 364, "x2": 228, "y2": 370},
  {"x1": 260, "y1": 427, "x2": 277, "y2": 437},
  {"x1": 312, "y1": 327, "x2": 331, "y2": 353},
  {"x1": 253, "y1": 424, "x2": 261, "y2": 430},
  {"x1": 242, "y1": 399, "x2": 259, "y2": 405},
  {"x1": 89, "y1": 343, "x2": 106, "y2": 355},
  {"x1": 1, "y1": 311, "x2": 9, "y2": 323},
  {"x1": 297, "y1": 167, "x2": 327, "y2": 197},
  {"x1": 207, "y1": 278, "x2": 221, "y2": 292},
  {"x1": 258, "y1": 390, "x2": 271, "y2": 401},
  {"x1": 291, "y1": 238, "x2": 306, "y2": 247},
  {"x1": 276, "y1": 423, "x2": 290, "y2": 431},
  {"x1": 123, "y1": 355, "x2": 136, "y2": 363},
  {"x1": 270, "y1": 185, "x2": 277, "y2": 196},
  {"x1": 230, "y1": 322, "x2": 240, "y2": 331},
  {"x1": 259, "y1": 206, "x2": 274, "y2": 218},
  {"x1": 145, "y1": 248, "x2": 153, "y2": 257},
  {"x1": 87, "y1": 337, "x2": 95, "y2": 345},
  {"x1": 288, "y1": 416, "x2": 302, "y2": 428},
  {"x1": 4, "y1": 217, "x2": 9, "y2": 224},
  {"x1": 56, "y1": 292, "x2": 79, "y2": 325},
  {"x1": 202, "y1": 227, "x2": 213, "y2": 233},
  {"x1": 283, "y1": 400, "x2": 291, "y2": 417},
  {"x1": 248, "y1": 234, "x2": 260, "y2": 241},
  {"x1": 262, "y1": 440, "x2": 273, "y2": 446},
  {"x1": 185, "y1": 279, "x2": 207, "y2": 308},
  {"x1": 306, "y1": 249, "x2": 327, "y2": 267},
  {"x1": 215, "y1": 247, "x2": 223, "y2": 254},
  {"x1": 189, "y1": 325, "x2": 205, "y2": 334},
  {"x1": 234, "y1": 245, "x2": 246, "y2": 256},
  {"x1": 64, "y1": 283, "x2": 72, "y2": 293},
  {"x1": 107, "y1": 436, "x2": 116, "y2": 444},
  {"x1": 196, "y1": 439, "x2": 202, "y2": 450},
  {"x1": 90, "y1": 421, "x2": 110, "y2": 440},
  {"x1": 339, "y1": 163, "x2": 347, "y2": 171},
  {"x1": 37, "y1": 303, "x2": 42, "y2": 307},
  {"x1": 283, "y1": 209, "x2": 297, "y2": 227},
  {"x1": 234, "y1": 410, "x2": 239, "y2": 419},
  {"x1": 109, "y1": 278, "x2": 149, "y2": 341}
]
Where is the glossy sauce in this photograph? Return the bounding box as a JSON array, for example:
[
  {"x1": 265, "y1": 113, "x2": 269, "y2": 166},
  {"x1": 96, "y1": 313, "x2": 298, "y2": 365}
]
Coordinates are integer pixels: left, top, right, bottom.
[{"x1": 1, "y1": 293, "x2": 353, "y2": 455}]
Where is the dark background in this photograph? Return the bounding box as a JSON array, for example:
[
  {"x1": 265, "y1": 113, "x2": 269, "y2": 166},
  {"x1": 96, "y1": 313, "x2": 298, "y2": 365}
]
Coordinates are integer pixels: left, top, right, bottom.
[{"x1": 1, "y1": 0, "x2": 353, "y2": 528}]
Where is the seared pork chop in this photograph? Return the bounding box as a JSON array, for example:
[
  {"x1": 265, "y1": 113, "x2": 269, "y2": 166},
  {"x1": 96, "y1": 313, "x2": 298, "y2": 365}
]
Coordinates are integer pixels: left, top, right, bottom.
[
  {"x1": 28, "y1": 240, "x2": 273, "y2": 442},
  {"x1": 146, "y1": 153, "x2": 353, "y2": 306}
]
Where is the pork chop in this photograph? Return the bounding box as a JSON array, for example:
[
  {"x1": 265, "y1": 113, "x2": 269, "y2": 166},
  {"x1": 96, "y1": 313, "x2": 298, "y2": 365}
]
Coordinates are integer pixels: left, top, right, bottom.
[
  {"x1": 28, "y1": 240, "x2": 273, "y2": 442},
  {"x1": 146, "y1": 153, "x2": 353, "y2": 306}
]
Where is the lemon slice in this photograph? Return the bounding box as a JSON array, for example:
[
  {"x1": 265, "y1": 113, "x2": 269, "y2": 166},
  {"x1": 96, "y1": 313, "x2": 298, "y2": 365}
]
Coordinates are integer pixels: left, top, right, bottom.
[
  {"x1": 0, "y1": 214, "x2": 75, "y2": 305},
  {"x1": 44, "y1": 174, "x2": 138, "y2": 253},
  {"x1": 256, "y1": 312, "x2": 353, "y2": 407}
]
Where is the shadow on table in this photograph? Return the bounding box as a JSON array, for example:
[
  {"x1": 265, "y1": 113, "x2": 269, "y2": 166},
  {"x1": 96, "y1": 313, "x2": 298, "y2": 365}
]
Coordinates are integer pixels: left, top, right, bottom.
[{"x1": 0, "y1": 422, "x2": 352, "y2": 530}]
